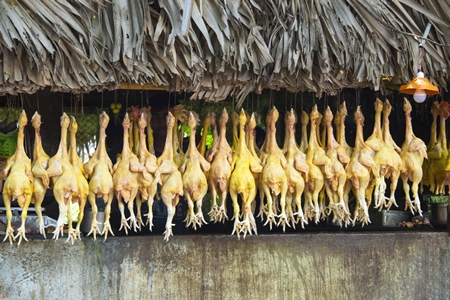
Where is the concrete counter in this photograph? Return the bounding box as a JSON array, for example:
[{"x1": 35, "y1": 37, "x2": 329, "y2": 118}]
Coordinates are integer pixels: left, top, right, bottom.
[{"x1": 0, "y1": 232, "x2": 449, "y2": 299}]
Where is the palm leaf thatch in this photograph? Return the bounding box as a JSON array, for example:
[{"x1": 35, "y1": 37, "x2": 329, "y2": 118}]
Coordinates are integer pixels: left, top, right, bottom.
[{"x1": 0, "y1": 0, "x2": 449, "y2": 106}]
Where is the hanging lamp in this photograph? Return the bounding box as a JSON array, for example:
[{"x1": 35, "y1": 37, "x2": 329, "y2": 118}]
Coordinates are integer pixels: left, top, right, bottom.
[{"x1": 400, "y1": 23, "x2": 439, "y2": 103}]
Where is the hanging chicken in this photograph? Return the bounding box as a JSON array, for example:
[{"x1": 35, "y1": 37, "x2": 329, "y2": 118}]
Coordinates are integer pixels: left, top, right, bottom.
[
  {"x1": 364, "y1": 99, "x2": 385, "y2": 210},
  {"x1": 30, "y1": 112, "x2": 50, "y2": 238},
  {"x1": 427, "y1": 101, "x2": 450, "y2": 195},
  {"x1": 304, "y1": 105, "x2": 332, "y2": 224},
  {"x1": 244, "y1": 112, "x2": 265, "y2": 221},
  {"x1": 156, "y1": 111, "x2": 184, "y2": 241},
  {"x1": 421, "y1": 101, "x2": 439, "y2": 192},
  {"x1": 400, "y1": 98, "x2": 427, "y2": 215},
  {"x1": 47, "y1": 113, "x2": 79, "y2": 241},
  {"x1": 135, "y1": 108, "x2": 160, "y2": 231},
  {"x1": 284, "y1": 108, "x2": 309, "y2": 228},
  {"x1": 1, "y1": 110, "x2": 33, "y2": 245},
  {"x1": 112, "y1": 113, "x2": 148, "y2": 234},
  {"x1": 68, "y1": 116, "x2": 90, "y2": 242},
  {"x1": 207, "y1": 108, "x2": 232, "y2": 223},
  {"x1": 323, "y1": 107, "x2": 350, "y2": 226},
  {"x1": 229, "y1": 109, "x2": 262, "y2": 238},
  {"x1": 83, "y1": 112, "x2": 115, "y2": 240},
  {"x1": 346, "y1": 107, "x2": 379, "y2": 226},
  {"x1": 179, "y1": 111, "x2": 211, "y2": 229},
  {"x1": 373, "y1": 100, "x2": 403, "y2": 210},
  {"x1": 260, "y1": 107, "x2": 289, "y2": 230}
]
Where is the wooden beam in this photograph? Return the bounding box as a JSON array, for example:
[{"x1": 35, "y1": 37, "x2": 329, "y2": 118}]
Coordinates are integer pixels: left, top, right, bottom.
[{"x1": 118, "y1": 82, "x2": 167, "y2": 91}]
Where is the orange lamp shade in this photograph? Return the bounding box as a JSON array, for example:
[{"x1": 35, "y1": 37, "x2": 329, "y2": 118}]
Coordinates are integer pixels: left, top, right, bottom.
[{"x1": 399, "y1": 72, "x2": 439, "y2": 95}]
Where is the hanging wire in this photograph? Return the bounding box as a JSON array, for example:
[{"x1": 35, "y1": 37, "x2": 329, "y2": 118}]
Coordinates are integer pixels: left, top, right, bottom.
[
  {"x1": 418, "y1": 45, "x2": 424, "y2": 72},
  {"x1": 20, "y1": 93, "x2": 23, "y2": 109},
  {"x1": 300, "y1": 92, "x2": 303, "y2": 112},
  {"x1": 101, "y1": 91, "x2": 104, "y2": 110},
  {"x1": 126, "y1": 89, "x2": 129, "y2": 110},
  {"x1": 81, "y1": 93, "x2": 84, "y2": 116},
  {"x1": 36, "y1": 92, "x2": 40, "y2": 113},
  {"x1": 294, "y1": 92, "x2": 297, "y2": 111}
]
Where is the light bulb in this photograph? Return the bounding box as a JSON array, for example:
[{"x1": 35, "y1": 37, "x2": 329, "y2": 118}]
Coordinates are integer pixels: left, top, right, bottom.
[{"x1": 413, "y1": 88, "x2": 427, "y2": 103}]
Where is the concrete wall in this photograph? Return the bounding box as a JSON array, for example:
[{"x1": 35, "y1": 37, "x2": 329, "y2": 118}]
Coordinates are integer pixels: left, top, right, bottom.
[{"x1": 0, "y1": 232, "x2": 448, "y2": 300}]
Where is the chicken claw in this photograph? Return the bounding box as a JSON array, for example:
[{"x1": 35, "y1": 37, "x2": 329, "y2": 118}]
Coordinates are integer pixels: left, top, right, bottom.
[
  {"x1": 136, "y1": 214, "x2": 145, "y2": 230},
  {"x1": 102, "y1": 220, "x2": 115, "y2": 240},
  {"x1": 87, "y1": 220, "x2": 101, "y2": 240},
  {"x1": 3, "y1": 227, "x2": 15, "y2": 245},
  {"x1": 37, "y1": 218, "x2": 46, "y2": 239},
  {"x1": 277, "y1": 213, "x2": 291, "y2": 232},
  {"x1": 163, "y1": 223, "x2": 174, "y2": 242},
  {"x1": 263, "y1": 212, "x2": 276, "y2": 230},
  {"x1": 15, "y1": 226, "x2": 28, "y2": 246},
  {"x1": 119, "y1": 217, "x2": 131, "y2": 235},
  {"x1": 231, "y1": 217, "x2": 242, "y2": 239},
  {"x1": 127, "y1": 215, "x2": 140, "y2": 232},
  {"x1": 144, "y1": 212, "x2": 154, "y2": 231},
  {"x1": 384, "y1": 197, "x2": 399, "y2": 210},
  {"x1": 66, "y1": 228, "x2": 78, "y2": 245},
  {"x1": 52, "y1": 222, "x2": 65, "y2": 241}
]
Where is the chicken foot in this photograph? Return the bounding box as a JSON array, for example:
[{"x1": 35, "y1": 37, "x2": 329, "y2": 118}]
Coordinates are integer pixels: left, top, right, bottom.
[
  {"x1": 402, "y1": 174, "x2": 423, "y2": 216},
  {"x1": 86, "y1": 192, "x2": 102, "y2": 240},
  {"x1": 102, "y1": 194, "x2": 115, "y2": 239}
]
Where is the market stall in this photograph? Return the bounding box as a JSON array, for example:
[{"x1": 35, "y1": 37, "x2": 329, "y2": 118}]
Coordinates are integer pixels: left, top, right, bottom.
[{"x1": 0, "y1": 0, "x2": 449, "y2": 298}]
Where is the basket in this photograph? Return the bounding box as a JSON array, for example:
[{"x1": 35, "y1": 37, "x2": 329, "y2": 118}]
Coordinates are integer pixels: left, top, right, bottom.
[{"x1": 0, "y1": 129, "x2": 18, "y2": 158}]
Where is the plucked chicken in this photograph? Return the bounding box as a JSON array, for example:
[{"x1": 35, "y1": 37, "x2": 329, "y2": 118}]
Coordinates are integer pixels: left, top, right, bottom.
[
  {"x1": 346, "y1": 107, "x2": 379, "y2": 226},
  {"x1": 156, "y1": 111, "x2": 184, "y2": 241},
  {"x1": 229, "y1": 109, "x2": 262, "y2": 238},
  {"x1": 179, "y1": 111, "x2": 211, "y2": 229},
  {"x1": 427, "y1": 101, "x2": 450, "y2": 195},
  {"x1": 31, "y1": 112, "x2": 50, "y2": 238},
  {"x1": 112, "y1": 113, "x2": 148, "y2": 234},
  {"x1": 47, "y1": 113, "x2": 79, "y2": 241},
  {"x1": 401, "y1": 98, "x2": 427, "y2": 215},
  {"x1": 83, "y1": 112, "x2": 115, "y2": 240},
  {"x1": 373, "y1": 100, "x2": 403, "y2": 210},
  {"x1": 364, "y1": 99, "x2": 385, "y2": 209},
  {"x1": 303, "y1": 105, "x2": 332, "y2": 223},
  {"x1": 244, "y1": 113, "x2": 265, "y2": 220},
  {"x1": 323, "y1": 107, "x2": 351, "y2": 226},
  {"x1": 284, "y1": 108, "x2": 309, "y2": 228},
  {"x1": 207, "y1": 108, "x2": 232, "y2": 223},
  {"x1": 136, "y1": 108, "x2": 160, "y2": 230},
  {"x1": 1, "y1": 110, "x2": 33, "y2": 245},
  {"x1": 421, "y1": 101, "x2": 439, "y2": 192},
  {"x1": 68, "y1": 116, "x2": 90, "y2": 241},
  {"x1": 260, "y1": 107, "x2": 289, "y2": 230}
]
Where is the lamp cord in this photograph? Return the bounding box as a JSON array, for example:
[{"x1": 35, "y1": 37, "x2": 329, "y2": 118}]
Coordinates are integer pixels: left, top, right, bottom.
[{"x1": 419, "y1": 45, "x2": 423, "y2": 72}]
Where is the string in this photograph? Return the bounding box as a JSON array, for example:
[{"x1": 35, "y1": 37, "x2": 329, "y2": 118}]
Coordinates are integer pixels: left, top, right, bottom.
[
  {"x1": 294, "y1": 92, "x2": 297, "y2": 111},
  {"x1": 36, "y1": 92, "x2": 40, "y2": 113},
  {"x1": 101, "y1": 91, "x2": 104, "y2": 110}
]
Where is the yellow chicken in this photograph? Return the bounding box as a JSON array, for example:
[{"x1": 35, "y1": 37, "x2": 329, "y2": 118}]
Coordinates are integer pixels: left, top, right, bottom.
[
  {"x1": 157, "y1": 112, "x2": 184, "y2": 241},
  {"x1": 68, "y1": 116, "x2": 90, "y2": 242},
  {"x1": 31, "y1": 112, "x2": 50, "y2": 238},
  {"x1": 229, "y1": 109, "x2": 262, "y2": 238},
  {"x1": 1, "y1": 110, "x2": 33, "y2": 245},
  {"x1": 83, "y1": 112, "x2": 115, "y2": 240},
  {"x1": 179, "y1": 111, "x2": 211, "y2": 229},
  {"x1": 401, "y1": 98, "x2": 427, "y2": 215}
]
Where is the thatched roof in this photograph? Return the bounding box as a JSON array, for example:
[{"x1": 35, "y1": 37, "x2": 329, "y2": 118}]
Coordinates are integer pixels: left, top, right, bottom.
[{"x1": 1, "y1": 0, "x2": 449, "y2": 105}]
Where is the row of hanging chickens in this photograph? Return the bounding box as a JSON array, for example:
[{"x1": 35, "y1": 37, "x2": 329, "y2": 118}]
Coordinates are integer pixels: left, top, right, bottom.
[{"x1": 0, "y1": 97, "x2": 435, "y2": 245}]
